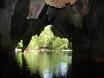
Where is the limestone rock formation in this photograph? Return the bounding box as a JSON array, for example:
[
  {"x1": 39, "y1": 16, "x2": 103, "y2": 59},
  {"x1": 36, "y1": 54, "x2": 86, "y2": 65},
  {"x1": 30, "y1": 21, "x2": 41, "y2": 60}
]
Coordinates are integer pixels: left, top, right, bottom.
[{"x1": 45, "y1": 0, "x2": 77, "y2": 8}]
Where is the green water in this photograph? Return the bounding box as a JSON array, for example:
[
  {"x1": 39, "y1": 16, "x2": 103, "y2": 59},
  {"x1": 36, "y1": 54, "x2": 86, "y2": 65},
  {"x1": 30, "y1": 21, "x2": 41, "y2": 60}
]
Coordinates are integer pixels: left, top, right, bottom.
[{"x1": 16, "y1": 50, "x2": 72, "y2": 78}]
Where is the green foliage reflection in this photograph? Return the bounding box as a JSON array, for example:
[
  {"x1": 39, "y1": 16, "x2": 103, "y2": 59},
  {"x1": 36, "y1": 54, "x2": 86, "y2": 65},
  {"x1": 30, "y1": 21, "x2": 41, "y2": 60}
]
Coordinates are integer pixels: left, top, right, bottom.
[{"x1": 24, "y1": 51, "x2": 72, "y2": 75}]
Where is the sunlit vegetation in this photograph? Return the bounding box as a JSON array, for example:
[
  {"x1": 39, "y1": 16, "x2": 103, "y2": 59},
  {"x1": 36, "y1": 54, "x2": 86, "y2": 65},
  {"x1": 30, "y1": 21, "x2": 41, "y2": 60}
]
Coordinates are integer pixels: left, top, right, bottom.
[
  {"x1": 18, "y1": 40, "x2": 23, "y2": 49},
  {"x1": 17, "y1": 25, "x2": 71, "y2": 50}
]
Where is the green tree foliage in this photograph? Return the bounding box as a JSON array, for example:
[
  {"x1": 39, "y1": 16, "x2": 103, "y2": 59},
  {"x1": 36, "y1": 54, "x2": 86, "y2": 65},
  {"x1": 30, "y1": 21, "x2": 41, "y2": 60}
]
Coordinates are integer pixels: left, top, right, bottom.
[
  {"x1": 51, "y1": 37, "x2": 69, "y2": 50},
  {"x1": 28, "y1": 35, "x2": 39, "y2": 49},
  {"x1": 37, "y1": 25, "x2": 55, "y2": 49},
  {"x1": 18, "y1": 25, "x2": 71, "y2": 50},
  {"x1": 17, "y1": 40, "x2": 23, "y2": 49}
]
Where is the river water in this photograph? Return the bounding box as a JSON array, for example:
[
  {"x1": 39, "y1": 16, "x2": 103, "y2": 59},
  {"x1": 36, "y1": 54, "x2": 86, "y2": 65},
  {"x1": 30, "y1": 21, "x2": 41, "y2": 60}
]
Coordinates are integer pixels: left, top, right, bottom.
[{"x1": 16, "y1": 50, "x2": 72, "y2": 78}]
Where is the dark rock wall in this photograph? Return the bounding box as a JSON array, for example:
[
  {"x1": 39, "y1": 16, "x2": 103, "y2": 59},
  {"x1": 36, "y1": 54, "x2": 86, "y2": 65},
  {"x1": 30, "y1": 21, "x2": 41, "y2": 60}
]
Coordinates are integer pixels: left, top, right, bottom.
[
  {"x1": 10, "y1": 0, "x2": 46, "y2": 51},
  {"x1": 0, "y1": 0, "x2": 5, "y2": 9},
  {"x1": 72, "y1": 0, "x2": 104, "y2": 78},
  {"x1": 10, "y1": 0, "x2": 30, "y2": 48},
  {"x1": 0, "y1": 0, "x2": 18, "y2": 49}
]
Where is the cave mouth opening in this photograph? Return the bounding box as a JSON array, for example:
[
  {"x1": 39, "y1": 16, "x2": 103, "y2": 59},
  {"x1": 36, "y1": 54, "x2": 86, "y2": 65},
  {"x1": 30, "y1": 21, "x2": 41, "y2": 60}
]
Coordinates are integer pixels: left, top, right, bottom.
[
  {"x1": 16, "y1": 25, "x2": 72, "y2": 52},
  {"x1": 15, "y1": 25, "x2": 73, "y2": 78}
]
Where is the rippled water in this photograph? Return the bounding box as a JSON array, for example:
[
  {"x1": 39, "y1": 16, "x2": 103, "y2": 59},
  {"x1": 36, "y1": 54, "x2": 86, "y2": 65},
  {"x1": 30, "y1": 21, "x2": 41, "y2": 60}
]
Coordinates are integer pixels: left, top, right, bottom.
[{"x1": 16, "y1": 50, "x2": 72, "y2": 78}]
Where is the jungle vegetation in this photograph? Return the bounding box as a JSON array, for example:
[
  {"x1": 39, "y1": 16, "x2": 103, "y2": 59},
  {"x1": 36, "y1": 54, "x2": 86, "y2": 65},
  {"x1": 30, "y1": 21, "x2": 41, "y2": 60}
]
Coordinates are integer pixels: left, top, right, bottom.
[{"x1": 17, "y1": 25, "x2": 72, "y2": 50}]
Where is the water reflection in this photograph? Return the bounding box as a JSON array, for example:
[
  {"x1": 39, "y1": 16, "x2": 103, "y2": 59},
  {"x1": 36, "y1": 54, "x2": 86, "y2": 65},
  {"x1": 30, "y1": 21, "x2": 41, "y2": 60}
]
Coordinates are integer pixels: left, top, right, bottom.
[
  {"x1": 16, "y1": 51, "x2": 72, "y2": 78},
  {"x1": 56, "y1": 63, "x2": 68, "y2": 77},
  {"x1": 43, "y1": 69, "x2": 53, "y2": 78}
]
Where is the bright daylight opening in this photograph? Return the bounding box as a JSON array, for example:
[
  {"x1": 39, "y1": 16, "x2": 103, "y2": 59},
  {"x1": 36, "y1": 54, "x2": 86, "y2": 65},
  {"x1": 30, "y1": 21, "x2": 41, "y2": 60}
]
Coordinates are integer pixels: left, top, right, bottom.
[{"x1": 16, "y1": 25, "x2": 72, "y2": 78}]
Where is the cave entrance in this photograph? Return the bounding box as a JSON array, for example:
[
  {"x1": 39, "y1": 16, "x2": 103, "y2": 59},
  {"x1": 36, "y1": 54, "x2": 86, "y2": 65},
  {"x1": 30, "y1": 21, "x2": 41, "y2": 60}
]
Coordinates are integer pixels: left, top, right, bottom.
[{"x1": 15, "y1": 25, "x2": 72, "y2": 78}]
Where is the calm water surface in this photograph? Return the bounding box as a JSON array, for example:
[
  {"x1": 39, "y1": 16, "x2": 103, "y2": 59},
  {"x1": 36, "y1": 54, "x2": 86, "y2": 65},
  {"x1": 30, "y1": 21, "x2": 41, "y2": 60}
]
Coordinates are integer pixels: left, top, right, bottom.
[{"x1": 16, "y1": 50, "x2": 72, "y2": 78}]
